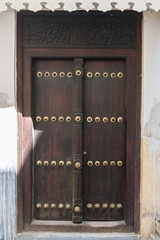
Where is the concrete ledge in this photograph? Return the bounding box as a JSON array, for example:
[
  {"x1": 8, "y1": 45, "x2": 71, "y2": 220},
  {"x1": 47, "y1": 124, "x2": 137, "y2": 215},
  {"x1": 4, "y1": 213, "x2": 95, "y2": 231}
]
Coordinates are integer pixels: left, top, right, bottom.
[{"x1": 17, "y1": 232, "x2": 140, "y2": 240}]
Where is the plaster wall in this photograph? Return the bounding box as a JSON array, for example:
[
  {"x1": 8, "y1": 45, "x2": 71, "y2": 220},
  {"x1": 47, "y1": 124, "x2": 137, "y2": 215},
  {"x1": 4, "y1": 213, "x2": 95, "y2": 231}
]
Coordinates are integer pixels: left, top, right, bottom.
[
  {"x1": 0, "y1": 9, "x2": 160, "y2": 240},
  {"x1": 141, "y1": 11, "x2": 160, "y2": 239},
  {"x1": 0, "y1": 10, "x2": 17, "y2": 240}
]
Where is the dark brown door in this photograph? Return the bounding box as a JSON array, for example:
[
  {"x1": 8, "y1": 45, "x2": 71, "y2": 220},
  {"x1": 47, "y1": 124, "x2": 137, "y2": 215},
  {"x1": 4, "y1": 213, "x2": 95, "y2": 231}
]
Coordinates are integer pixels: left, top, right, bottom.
[
  {"x1": 83, "y1": 59, "x2": 125, "y2": 221},
  {"x1": 33, "y1": 59, "x2": 74, "y2": 221},
  {"x1": 33, "y1": 57, "x2": 126, "y2": 222},
  {"x1": 18, "y1": 10, "x2": 141, "y2": 232}
]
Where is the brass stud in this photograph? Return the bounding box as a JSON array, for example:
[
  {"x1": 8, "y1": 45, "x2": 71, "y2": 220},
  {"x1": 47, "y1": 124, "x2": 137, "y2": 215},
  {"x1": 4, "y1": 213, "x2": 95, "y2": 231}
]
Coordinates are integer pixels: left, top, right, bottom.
[
  {"x1": 87, "y1": 116, "x2": 92, "y2": 122},
  {"x1": 51, "y1": 203, "x2": 56, "y2": 209},
  {"x1": 44, "y1": 203, "x2": 49, "y2": 209},
  {"x1": 36, "y1": 203, "x2": 42, "y2": 209},
  {"x1": 60, "y1": 72, "x2": 65, "y2": 77},
  {"x1": 36, "y1": 160, "x2": 42, "y2": 166},
  {"x1": 103, "y1": 117, "x2": 108, "y2": 123},
  {"x1": 117, "y1": 203, "x2": 123, "y2": 209},
  {"x1": 66, "y1": 203, "x2": 71, "y2": 210},
  {"x1": 59, "y1": 116, "x2": 64, "y2": 122},
  {"x1": 75, "y1": 116, "x2": 81, "y2": 122},
  {"x1": 95, "y1": 72, "x2": 100, "y2": 78},
  {"x1": 76, "y1": 70, "x2": 82, "y2": 76},
  {"x1": 37, "y1": 72, "x2": 42, "y2": 77},
  {"x1": 110, "y1": 203, "x2": 115, "y2": 209},
  {"x1": 44, "y1": 161, "x2": 49, "y2": 166},
  {"x1": 66, "y1": 116, "x2": 71, "y2": 122},
  {"x1": 103, "y1": 72, "x2": 108, "y2": 78},
  {"x1": 95, "y1": 161, "x2": 100, "y2": 167},
  {"x1": 110, "y1": 117, "x2": 116, "y2": 123},
  {"x1": 66, "y1": 161, "x2": 72, "y2": 167},
  {"x1": 51, "y1": 161, "x2": 56, "y2": 167},
  {"x1": 75, "y1": 162, "x2": 81, "y2": 168},
  {"x1": 59, "y1": 160, "x2": 64, "y2": 166},
  {"x1": 117, "y1": 117, "x2": 123, "y2": 123},
  {"x1": 44, "y1": 72, "x2": 50, "y2": 77},
  {"x1": 74, "y1": 206, "x2": 80, "y2": 213},
  {"x1": 36, "y1": 116, "x2": 41, "y2": 122},
  {"x1": 94, "y1": 203, "x2": 100, "y2": 209},
  {"x1": 102, "y1": 203, "x2": 108, "y2": 209},
  {"x1": 52, "y1": 72, "x2": 57, "y2": 77},
  {"x1": 117, "y1": 161, "x2": 123, "y2": 167},
  {"x1": 103, "y1": 161, "x2": 108, "y2": 166},
  {"x1": 111, "y1": 73, "x2": 116, "y2": 78},
  {"x1": 87, "y1": 161, "x2": 93, "y2": 167},
  {"x1": 110, "y1": 161, "x2": 116, "y2": 167},
  {"x1": 43, "y1": 116, "x2": 49, "y2": 122},
  {"x1": 67, "y1": 72, "x2": 73, "y2": 78},
  {"x1": 51, "y1": 116, "x2": 56, "y2": 122},
  {"x1": 117, "y1": 72, "x2": 123, "y2": 78},
  {"x1": 87, "y1": 203, "x2": 93, "y2": 209},
  {"x1": 95, "y1": 117, "x2": 100, "y2": 122},
  {"x1": 87, "y1": 72, "x2": 93, "y2": 78},
  {"x1": 58, "y1": 203, "x2": 64, "y2": 209}
]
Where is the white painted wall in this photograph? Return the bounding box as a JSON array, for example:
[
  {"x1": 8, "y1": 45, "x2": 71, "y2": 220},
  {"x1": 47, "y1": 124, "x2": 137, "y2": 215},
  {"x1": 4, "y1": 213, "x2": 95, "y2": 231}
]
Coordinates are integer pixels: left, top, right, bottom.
[
  {"x1": 0, "y1": 9, "x2": 160, "y2": 240},
  {"x1": 141, "y1": 10, "x2": 160, "y2": 239},
  {"x1": 0, "y1": 10, "x2": 17, "y2": 240}
]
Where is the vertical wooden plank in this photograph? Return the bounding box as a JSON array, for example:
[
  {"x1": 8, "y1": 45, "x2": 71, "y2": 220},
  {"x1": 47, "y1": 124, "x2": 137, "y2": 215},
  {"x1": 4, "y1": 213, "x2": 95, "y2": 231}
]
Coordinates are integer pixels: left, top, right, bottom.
[
  {"x1": 72, "y1": 58, "x2": 84, "y2": 223},
  {"x1": 134, "y1": 13, "x2": 142, "y2": 233}
]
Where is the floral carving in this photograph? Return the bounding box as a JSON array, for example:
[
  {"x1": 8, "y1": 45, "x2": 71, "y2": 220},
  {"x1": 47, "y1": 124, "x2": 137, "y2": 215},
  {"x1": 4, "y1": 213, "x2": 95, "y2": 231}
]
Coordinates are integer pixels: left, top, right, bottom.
[
  {"x1": 29, "y1": 23, "x2": 71, "y2": 44},
  {"x1": 23, "y1": 14, "x2": 137, "y2": 48},
  {"x1": 88, "y1": 19, "x2": 136, "y2": 47}
]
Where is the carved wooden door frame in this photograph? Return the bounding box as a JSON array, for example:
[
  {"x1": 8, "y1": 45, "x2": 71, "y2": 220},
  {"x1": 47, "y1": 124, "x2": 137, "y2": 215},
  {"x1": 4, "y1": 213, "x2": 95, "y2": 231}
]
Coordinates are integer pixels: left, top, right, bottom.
[{"x1": 17, "y1": 11, "x2": 142, "y2": 233}]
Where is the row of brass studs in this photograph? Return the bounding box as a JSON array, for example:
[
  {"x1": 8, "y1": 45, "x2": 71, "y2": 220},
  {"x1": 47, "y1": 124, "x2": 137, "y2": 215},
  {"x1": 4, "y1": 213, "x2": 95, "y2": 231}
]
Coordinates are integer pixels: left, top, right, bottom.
[
  {"x1": 36, "y1": 116, "x2": 82, "y2": 122},
  {"x1": 86, "y1": 203, "x2": 123, "y2": 209},
  {"x1": 36, "y1": 203, "x2": 122, "y2": 210},
  {"x1": 36, "y1": 116, "x2": 123, "y2": 123},
  {"x1": 36, "y1": 203, "x2": 72, "y2": 209},
  {"x1": 37, "y1": 72, "x2": 73, "y2": 78},
  {"x1": 87, "y1": 117, "x2": 123, "y2": 123},
  {"x1": 36, "y1": 160, "x2": 122, "y2": 167},
  {"x1": 87, "y1": 72, "x2": 123, "y2": 78},
  {"x1": 37, "y1": 71, "x2": 123, "y2": 78},
  {"x1": 87, "y1": 161, "x2": 123, "y2": 167},
  {"x1": 36, "y1": 160, "x2": 72, "y2": 167}
]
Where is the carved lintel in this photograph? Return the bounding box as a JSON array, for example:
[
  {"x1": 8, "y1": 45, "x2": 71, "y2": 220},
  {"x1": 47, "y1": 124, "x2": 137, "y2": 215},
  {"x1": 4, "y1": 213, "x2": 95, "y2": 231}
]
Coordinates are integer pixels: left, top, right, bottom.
[{"x1": 23, "y1": 13, "x2": 138, "y2": 48}]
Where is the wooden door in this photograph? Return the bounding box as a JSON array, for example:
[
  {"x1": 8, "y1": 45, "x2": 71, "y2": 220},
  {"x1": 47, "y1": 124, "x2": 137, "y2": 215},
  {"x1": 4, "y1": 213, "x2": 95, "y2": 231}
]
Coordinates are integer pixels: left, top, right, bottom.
[
  {"x1": 33, "y1": 57, "x2": 126, "y2": 222},
  {"x1": 18, "y1": 10, "x2": 141, "y2": 232},
  {"x1": 83, "y1": 59, "x2": 126, "y2": 221},
  {"x1": 33, "y1": 59, "x2": 74, "y2": 221}
]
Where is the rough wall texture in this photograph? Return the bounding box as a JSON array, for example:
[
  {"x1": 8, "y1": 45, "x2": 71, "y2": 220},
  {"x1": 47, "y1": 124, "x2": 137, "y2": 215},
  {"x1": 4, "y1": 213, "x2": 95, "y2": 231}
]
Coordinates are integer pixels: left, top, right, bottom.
[
  {"x1": 0, "y1": 11, "x2": 17, "y2": 240},
  {"x1": 141, "y1": 10, "x2": 160, "y2": 240}
]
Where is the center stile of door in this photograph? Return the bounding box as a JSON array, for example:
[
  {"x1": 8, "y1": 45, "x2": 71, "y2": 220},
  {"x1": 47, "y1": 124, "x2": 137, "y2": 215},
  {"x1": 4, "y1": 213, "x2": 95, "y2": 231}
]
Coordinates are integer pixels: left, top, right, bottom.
[{"x1": 33, "y1": 58, "x2": 126, "y2": 223}]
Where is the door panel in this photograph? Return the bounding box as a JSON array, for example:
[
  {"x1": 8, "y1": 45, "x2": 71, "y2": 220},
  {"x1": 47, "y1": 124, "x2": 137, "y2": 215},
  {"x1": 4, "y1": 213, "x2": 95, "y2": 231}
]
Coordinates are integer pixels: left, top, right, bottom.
[
  {"x1": 33, "y1": 59, "x2": 74, "y2": 220},
  {"x1": 83, "y1": 60, "x2": 126, "y2": 221},
  {"x1": 19, "y1": 11, "x2": 141, "y2": 232},
  {"x1": 32, "y1": 58, "x2": 126, "y2": 221}
]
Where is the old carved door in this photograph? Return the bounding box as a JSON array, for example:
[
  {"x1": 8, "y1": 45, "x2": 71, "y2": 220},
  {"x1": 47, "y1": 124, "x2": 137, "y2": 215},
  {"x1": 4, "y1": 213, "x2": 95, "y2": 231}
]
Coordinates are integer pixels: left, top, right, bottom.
[
  {"x1": 33, "y1": 58, "x2": 125, "y2": 222},
  {"x1": 18, "y1": 11, "x2": 141, "y2": 232}
]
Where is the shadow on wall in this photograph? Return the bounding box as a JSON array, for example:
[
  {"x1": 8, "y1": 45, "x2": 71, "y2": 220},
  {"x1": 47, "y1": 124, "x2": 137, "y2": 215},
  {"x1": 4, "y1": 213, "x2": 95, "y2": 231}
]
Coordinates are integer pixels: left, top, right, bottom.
[{"x1": 0, "y1": 106, "x2": 17, "y2": 240}]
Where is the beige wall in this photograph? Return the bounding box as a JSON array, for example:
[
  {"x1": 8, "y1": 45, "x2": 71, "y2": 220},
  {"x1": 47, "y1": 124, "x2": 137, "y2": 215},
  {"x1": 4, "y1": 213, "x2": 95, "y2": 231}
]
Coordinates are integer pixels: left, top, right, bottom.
[
  {"x1": 0, "y1": 10, "x2": 17, "y2": 240},
  {"x1": 141, "y1": 10, "x2": 160, "y2": 239}
]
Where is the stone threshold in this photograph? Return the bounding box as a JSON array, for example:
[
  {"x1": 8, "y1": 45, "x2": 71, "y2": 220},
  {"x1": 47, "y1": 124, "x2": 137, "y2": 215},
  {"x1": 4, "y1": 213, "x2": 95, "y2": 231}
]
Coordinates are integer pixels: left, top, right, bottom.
[{"x1": 17, "y1": 232, "x2": 140, "y2": 240}]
